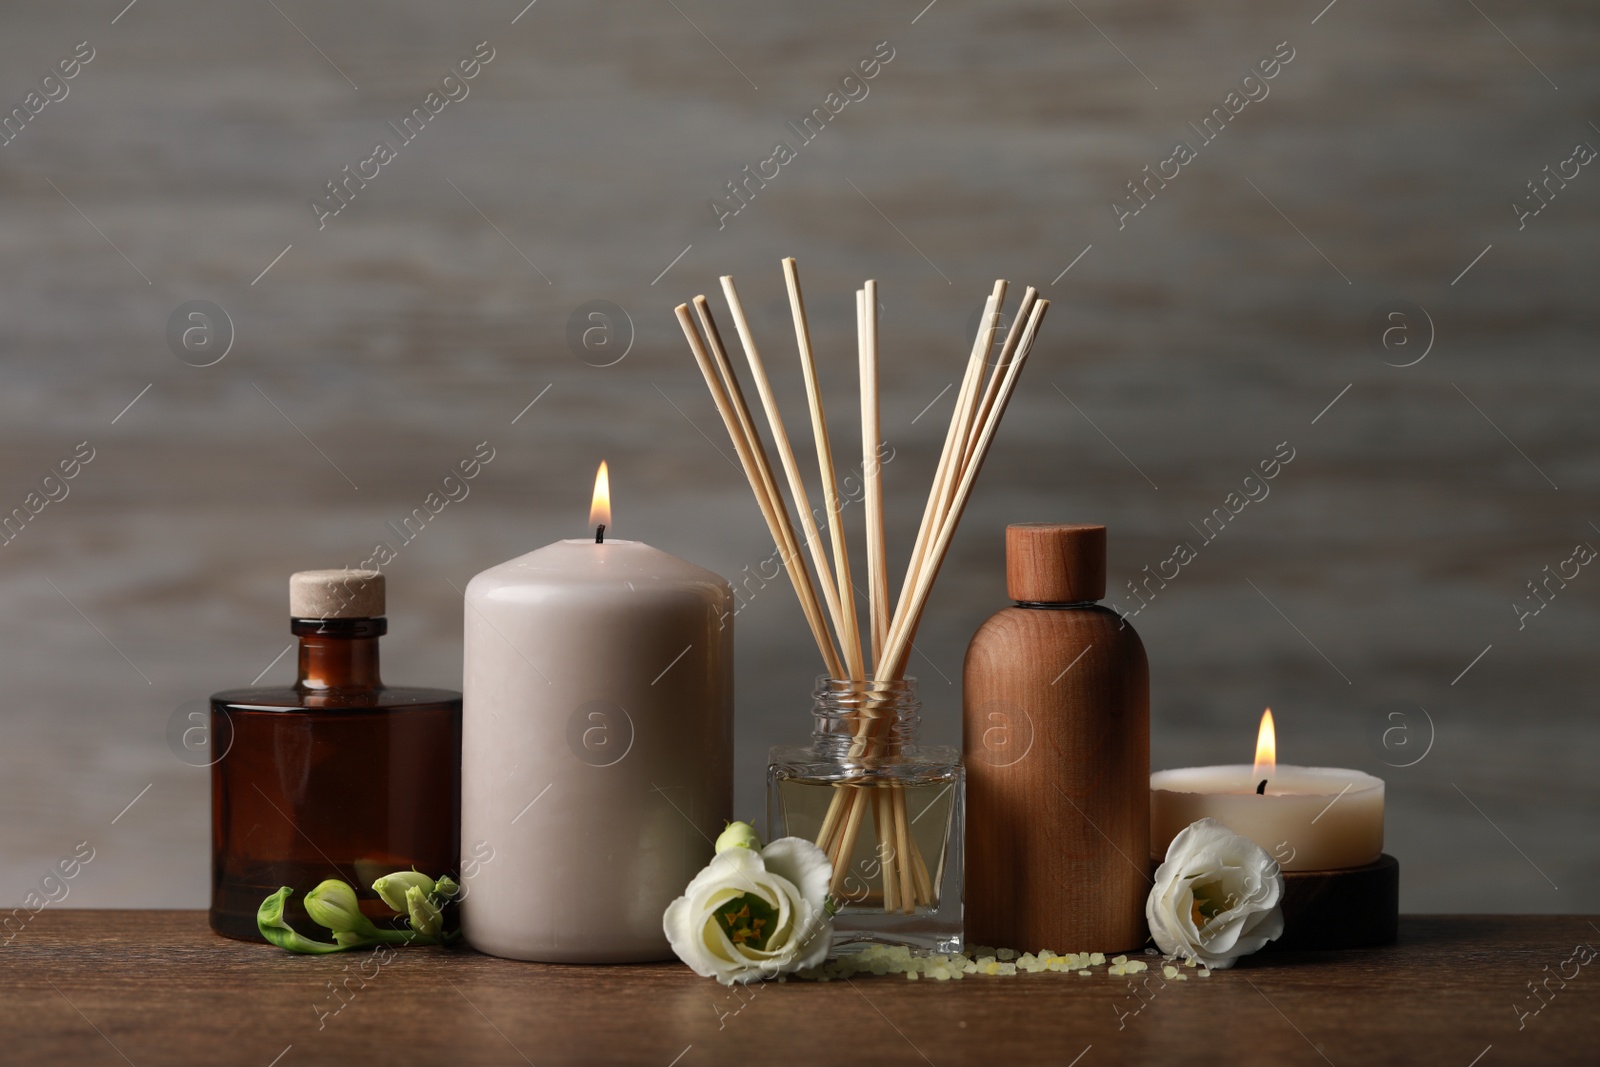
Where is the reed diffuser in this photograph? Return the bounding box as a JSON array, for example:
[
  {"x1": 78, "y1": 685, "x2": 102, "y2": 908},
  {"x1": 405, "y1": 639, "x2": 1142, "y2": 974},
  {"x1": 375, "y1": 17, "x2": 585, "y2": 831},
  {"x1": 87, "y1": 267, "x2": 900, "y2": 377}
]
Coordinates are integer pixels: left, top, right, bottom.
[{"x1": 674, "y1": 261, "x2": 1048, "y2": 948}]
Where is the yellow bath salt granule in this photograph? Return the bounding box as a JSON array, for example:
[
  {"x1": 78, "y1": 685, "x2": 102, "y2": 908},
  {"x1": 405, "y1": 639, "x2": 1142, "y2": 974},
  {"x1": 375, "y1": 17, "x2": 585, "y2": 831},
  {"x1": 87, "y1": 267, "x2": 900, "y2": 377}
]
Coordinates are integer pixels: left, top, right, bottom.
[{"x1": 787, "y1": 940, "x2": 1210, "y2": 983}]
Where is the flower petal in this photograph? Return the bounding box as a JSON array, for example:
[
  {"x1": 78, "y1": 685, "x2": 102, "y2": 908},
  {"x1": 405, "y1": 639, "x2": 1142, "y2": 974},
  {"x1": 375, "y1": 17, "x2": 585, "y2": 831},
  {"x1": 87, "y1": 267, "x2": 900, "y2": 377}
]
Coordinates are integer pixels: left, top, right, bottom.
[
  {"x1": 663, "y1": 895, "x2": 720, "y2": 980},
  {"x1": 760, "y1": 837, "x2": 832, "y2": 908}
]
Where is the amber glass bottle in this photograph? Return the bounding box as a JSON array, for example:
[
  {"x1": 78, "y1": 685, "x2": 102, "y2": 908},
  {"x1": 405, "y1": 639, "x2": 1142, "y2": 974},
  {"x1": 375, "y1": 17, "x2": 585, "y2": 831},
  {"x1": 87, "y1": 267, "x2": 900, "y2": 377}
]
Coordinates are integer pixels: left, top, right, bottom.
[{"x1": 209, "y1": 570, "x2": 461, "y2": 941}]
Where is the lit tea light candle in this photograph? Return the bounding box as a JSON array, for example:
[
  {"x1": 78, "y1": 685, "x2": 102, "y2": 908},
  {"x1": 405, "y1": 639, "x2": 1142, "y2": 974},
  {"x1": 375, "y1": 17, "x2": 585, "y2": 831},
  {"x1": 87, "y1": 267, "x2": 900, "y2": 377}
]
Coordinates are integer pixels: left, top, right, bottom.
[{"x1": 1150, "y1": 709, "x2": 1384, "y2": 872}]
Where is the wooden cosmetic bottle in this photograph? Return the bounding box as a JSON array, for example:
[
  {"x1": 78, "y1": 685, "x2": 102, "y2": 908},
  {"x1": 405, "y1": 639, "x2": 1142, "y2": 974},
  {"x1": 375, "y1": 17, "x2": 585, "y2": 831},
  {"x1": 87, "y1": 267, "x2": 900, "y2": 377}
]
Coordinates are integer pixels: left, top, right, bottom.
[{"x1": 963, "y1": 523, "x2": 1149, "y2": 952}]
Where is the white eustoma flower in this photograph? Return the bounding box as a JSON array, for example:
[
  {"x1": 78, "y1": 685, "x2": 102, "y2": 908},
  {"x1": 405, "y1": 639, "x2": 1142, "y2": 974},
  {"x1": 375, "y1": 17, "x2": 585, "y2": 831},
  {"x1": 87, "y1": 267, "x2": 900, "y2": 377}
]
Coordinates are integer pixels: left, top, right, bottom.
[
  {"x1": 664, "y1": 824, "x2": 833, "y2": 985},
  {"x1": 1146, "y1": 817, "x2": 1284, "y2": 969}
]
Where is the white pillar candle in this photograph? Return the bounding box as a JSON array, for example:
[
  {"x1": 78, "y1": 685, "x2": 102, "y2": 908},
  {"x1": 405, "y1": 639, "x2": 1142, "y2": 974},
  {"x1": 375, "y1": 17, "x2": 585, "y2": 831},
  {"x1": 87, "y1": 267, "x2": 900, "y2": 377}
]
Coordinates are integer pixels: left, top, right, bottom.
[{"x1": 461, "y1": 468, "x2": 732, "y2": 962}]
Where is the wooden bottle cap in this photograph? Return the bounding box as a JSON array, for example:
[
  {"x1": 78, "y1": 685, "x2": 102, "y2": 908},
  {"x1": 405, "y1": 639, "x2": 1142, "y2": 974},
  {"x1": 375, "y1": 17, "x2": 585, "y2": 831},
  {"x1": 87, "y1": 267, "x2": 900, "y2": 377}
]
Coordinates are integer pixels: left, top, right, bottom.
[
  {"x1": 1006, "y1": 523, "x2": 1105, "y2": 603},
  {"x1": 290, "y1": 569, "x2": 385, "y2": 619}
]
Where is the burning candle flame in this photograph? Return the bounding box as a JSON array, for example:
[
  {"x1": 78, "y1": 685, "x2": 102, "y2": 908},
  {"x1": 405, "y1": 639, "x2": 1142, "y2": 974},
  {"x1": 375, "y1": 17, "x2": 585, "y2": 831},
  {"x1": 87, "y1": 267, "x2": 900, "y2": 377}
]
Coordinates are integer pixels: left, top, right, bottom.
[
  {"x1": 1253, "y1": 708, "x2": 1276, "y2": 781},
  {"x1": 589, "y1": 460, "x2": 611, "y2": 533}
]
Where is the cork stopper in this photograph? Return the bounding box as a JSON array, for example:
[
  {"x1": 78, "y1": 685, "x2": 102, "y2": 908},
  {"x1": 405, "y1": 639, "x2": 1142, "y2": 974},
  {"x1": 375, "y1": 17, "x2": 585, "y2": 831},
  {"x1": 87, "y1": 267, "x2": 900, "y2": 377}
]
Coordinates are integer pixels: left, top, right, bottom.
[
  {"x1": 290, "y1": 569, "x2": 385, "y2": 619},
  {"x1": 1006, "y1": 523, "x2": 1105, "y2": 603}
]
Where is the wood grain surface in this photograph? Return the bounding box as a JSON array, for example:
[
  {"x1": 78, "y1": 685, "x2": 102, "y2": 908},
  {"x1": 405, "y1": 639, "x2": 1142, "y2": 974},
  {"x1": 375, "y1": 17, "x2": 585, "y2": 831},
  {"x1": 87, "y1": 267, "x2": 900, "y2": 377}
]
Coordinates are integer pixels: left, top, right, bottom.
[{"x1": 2, "y1": 911, "x2": 1597, "y2": 1065}]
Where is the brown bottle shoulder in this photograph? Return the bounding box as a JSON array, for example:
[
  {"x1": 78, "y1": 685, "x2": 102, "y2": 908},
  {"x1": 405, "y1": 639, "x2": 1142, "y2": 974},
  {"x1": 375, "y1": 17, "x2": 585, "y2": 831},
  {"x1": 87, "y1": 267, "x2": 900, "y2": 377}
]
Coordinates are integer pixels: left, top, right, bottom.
[{"x1": 210, "y1": 685, "x2": 462, "y2": 711}]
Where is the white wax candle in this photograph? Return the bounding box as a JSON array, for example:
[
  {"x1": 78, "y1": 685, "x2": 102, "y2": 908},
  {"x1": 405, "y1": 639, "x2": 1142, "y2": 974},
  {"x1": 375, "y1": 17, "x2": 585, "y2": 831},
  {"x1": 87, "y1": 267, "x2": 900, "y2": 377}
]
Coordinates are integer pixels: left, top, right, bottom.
[
  {"x1": 460, "y1": 538, "x2": 733, "y2": 962},
  {"x1": 1150, "y1": 765, "x2": 1383, "y2": 872}
]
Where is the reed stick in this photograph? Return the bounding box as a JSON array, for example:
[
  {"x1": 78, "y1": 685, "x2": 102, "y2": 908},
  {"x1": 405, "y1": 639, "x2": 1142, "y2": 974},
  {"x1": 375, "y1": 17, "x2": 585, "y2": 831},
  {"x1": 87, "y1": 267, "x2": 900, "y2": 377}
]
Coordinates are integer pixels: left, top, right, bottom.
[
  {"x1": 858, "y1": 282, "x2": 889, "y2": 670},
  {"x1": 830, "y1": 786, "x2": 866, "y2": 898},
  {"x1": 815, "y1": 776, "x2": 849, "y2": 859},
  {"x1": 878, "y1": 298, "x2": 1050, "y2": 680},
  {"x1": 892, "y1": 785, "x2": 917, "y2": 913},
  {"x1": 783, "y1": 258, "x2": 865, "y2": 682},
  {"x1": 893, "y1": 282, "x2": 1005, "y2": 633},
  {"x1": 673, "y1": 306, "x2": 842, "y2": 679},
  {"x1": 874, "y1": 786, "x2": 898, "y2": 911},
  {"x1": 719, "y1": 276, "x2": 849, "y2": 656},
  {"x1": 912, "y1": 288, "x2": 1032, "y2": 631},
  {"x1": 960, "y1": 287, "x2": 1038, "y2": 477},
  {"x1": 689, "y1": 298, "x2": 845, "y2": 679}
]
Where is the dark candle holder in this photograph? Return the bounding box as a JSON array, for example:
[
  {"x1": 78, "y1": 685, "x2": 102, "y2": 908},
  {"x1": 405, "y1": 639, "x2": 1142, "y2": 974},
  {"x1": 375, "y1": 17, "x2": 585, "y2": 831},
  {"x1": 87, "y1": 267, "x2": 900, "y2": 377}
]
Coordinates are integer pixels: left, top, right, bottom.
[{"x1": 1266, "y1": 854, "x2": 1400, "y2": 951}]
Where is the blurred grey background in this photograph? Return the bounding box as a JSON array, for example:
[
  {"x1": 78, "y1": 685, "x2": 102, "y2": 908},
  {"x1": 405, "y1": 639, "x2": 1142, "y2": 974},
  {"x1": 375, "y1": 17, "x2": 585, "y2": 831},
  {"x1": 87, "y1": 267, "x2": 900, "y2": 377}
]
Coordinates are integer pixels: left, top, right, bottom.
[{"x1": 0, "y1": 0, "x2": 1594, "y2": 913}]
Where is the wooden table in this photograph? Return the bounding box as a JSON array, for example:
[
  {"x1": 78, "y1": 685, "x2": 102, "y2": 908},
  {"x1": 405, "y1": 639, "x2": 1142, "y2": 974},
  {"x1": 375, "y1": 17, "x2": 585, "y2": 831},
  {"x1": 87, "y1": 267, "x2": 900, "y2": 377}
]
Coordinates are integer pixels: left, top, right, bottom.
[{"x1": 2, "y1": 912, "x2": 1595, "y2": 1065}]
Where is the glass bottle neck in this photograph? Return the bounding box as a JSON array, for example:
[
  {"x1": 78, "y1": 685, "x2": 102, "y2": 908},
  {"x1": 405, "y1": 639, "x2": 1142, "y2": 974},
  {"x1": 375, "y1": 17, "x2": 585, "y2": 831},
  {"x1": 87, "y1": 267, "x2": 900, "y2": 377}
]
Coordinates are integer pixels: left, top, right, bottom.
[
  {"x1": 292, "y1": 617, "x2": 386, "y2": 691},
  {"x1": 811, "y1": 676, "x2": 921, "y2": 763}
]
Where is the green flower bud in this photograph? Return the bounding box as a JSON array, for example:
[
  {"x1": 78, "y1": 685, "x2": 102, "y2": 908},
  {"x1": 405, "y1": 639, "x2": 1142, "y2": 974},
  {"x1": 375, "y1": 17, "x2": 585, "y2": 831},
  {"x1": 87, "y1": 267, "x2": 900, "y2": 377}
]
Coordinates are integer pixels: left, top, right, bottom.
[
  {"x1": 432, "y1": 876, "x2": 460, "y2": 900},
  {"x1": 406, "y1": 885, "x2": 444, "y2": 939},
  {"x1": 256, "y1": 887, "x2": 348, "y2": 954},
  {"x1": 372, "y1": 870, "x2": 435, "y2": 913},
  {"x1": 715, "y1": 821, "x2": 762, "y2": 855},
  {"x1": 304, "y1": 879, "x2": 381, "y2": 937}
]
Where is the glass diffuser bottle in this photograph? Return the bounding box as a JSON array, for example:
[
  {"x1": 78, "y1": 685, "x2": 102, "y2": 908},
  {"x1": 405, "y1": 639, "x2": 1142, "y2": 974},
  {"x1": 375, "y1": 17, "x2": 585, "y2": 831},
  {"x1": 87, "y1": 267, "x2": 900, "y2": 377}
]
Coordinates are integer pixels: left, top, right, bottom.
[
  {"x1": 209, "y1": 570, "x2": 461, "y2": 941},
  {"x1": 768, "y1": 677, "x2": 963, "y2": 954}
]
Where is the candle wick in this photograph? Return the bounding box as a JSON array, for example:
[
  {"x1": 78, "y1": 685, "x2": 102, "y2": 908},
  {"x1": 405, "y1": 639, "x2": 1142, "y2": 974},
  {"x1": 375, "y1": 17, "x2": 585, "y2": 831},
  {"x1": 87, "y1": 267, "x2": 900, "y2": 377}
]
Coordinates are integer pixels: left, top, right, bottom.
[
  {"x1": 1256, "y1": 779, "x2": 1267, "y2": 795},
  {"x1": 595, "y1": 524, "x2": 606, "y2": 544}
]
